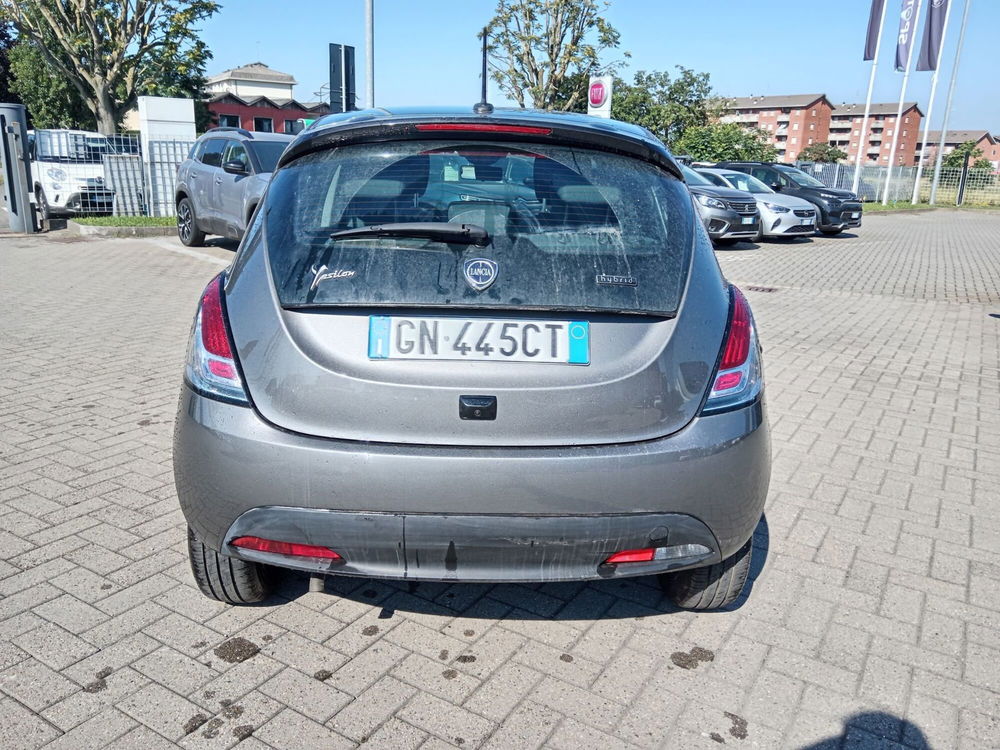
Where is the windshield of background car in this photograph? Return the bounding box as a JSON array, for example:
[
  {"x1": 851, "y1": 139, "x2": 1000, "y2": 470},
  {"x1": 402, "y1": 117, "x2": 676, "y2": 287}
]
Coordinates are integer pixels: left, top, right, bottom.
[
  {"x1": 264, "y1": 140, "x2": 693, "y2": 316},
  {"x1": 34, "y1": 131, "x2": 118, "y2": 163},
  {"x1": 721, "y1": 172, "x2": 773, "y2": 194},
  {"x1": 680, "y1": 164, "x2": 714, "y2": 186},
  {"x1": 775, "y1": 165, "x2": 827, "y2": 188},
  {"x1": 250, "y1": 141, "x2": 289, "y2": 172}
]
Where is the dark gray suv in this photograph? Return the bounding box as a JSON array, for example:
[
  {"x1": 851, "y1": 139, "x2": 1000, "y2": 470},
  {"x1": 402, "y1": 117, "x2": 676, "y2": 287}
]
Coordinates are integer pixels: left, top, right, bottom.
[
  {"x1": 175, "y1": 128, "x2": 292, "y2": 245},
  {"x1": 173, "y1": 107, "x2": 771, "y2": 610}
]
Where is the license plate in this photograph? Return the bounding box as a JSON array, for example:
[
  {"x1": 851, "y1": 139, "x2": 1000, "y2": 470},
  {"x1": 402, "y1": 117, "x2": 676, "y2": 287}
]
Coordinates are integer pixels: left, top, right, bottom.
[
  {"x1": 850, "y1": 212, "x2": 860, "y2": 218},
  {"x1": 368, "y1": 316, "x2": 590, "y2": 365},
  {"x1": 741, "y1": 216, "x2": 755, "y2": 225},
  {"x1": 800, "y1": 218, "x2": 814, "y2": 225}
]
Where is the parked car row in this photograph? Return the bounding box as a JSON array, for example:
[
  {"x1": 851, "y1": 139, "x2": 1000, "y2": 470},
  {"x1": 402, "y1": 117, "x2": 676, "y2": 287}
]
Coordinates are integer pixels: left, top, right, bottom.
[{"x1": 681, "y1": 160, "x2": 863, "y2": 246}]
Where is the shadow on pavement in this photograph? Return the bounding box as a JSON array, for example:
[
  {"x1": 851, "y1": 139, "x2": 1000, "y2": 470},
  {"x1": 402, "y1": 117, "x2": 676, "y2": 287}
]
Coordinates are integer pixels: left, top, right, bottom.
[
  {"x1": 799, "y1": 711, "x2": 930, "y2": 749},
  {"x1": 271, "y1": 514, "x2": 771, "y2": 622}
]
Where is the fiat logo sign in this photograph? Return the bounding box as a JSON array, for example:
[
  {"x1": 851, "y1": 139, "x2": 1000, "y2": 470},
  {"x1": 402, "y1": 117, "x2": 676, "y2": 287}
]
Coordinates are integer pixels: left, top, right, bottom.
[{"x1": 589, "y1": 81, "x2": 607, "y2": 107}]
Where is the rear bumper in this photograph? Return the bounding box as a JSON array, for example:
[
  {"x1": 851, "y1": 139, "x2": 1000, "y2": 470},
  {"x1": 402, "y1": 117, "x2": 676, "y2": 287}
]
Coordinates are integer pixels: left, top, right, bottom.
[{"x1": 174, "y1": 387, "x2": 770, "y2": 582}]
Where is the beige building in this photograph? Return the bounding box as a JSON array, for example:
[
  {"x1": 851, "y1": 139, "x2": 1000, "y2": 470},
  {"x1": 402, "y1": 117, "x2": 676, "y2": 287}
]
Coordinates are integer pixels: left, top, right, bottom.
[{"x1": 205, "y1": 62, "x2": 297, "y2": 100}]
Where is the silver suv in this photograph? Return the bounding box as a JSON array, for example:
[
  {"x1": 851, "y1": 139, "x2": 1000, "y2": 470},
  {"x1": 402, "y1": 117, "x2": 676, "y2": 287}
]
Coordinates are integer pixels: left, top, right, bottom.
[{"x1": 175, "y1": 128, "x2": 292, "y2": 245}]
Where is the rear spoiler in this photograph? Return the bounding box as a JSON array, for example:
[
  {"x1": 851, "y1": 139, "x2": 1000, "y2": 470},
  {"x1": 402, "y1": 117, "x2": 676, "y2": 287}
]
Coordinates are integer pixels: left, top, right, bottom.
[{"x1": 277, "y1": 117, "x2": 685, "y2": 181}]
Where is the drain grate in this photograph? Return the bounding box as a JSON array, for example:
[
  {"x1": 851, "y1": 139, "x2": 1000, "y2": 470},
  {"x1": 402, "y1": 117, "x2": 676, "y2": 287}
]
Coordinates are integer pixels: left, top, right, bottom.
[{"x1": 745, "y1": 285, "x2": 779, "y2": 293}]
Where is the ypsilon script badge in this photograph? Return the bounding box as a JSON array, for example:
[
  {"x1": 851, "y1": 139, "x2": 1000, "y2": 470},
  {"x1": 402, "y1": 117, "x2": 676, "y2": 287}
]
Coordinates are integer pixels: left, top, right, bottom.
[{"x1": 463, "y1": 258, "x2": 498, "y2": 292}]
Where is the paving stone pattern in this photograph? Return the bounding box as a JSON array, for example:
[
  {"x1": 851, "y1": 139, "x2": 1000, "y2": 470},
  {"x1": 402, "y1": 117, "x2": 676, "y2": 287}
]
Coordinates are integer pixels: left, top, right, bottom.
[{"x1": 1, "y1": 211, "x2": 998, "y2": 749}]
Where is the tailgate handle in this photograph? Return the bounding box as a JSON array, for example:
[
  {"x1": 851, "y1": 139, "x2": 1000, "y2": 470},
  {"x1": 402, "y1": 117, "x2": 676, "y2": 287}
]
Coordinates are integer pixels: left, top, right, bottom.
[{"x1": 459, "y1": 395, "x2": 496, "y2": 421}]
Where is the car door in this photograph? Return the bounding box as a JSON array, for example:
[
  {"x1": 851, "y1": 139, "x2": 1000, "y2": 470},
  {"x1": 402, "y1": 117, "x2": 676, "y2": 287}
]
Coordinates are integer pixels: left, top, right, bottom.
[
  {"x1": 193, "y1": 139, "x2": 226, "y2": 231},
  {"x1": 215, "y1": 139, "x2": 252, "y2": 238}
]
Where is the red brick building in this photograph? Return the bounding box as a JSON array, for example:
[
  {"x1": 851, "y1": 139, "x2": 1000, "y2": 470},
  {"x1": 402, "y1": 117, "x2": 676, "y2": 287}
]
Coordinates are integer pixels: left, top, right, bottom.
[
  {"x1": 204, "y1": 62, "x2": 329, "y2": 135},
  {"x1": 207, "y1": 93, "x2": 329, "y2": 135},
  {"x1": 719, "y1": 94, "x2": 833, "y2": 163},
  {"x1": 828, "y1": 102, "x2": 923, "y2": 166},
  {"x1": 916, "y1": 130, "x2": 1000, "y2": 170}
]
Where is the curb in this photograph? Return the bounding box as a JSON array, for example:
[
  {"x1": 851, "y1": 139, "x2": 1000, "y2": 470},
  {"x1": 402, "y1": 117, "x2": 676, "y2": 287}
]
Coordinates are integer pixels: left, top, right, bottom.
[{"x1": 67, "y1": 220, "x2": 176, "y2": 238}]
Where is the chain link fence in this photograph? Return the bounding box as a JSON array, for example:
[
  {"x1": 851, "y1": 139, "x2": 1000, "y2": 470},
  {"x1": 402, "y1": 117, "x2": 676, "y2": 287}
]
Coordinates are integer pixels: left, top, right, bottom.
[
  {"x1": 796, "y1": 161, "x2": 1000, "y2": 205},
  {"x1": 28, "y1": 130, "x2": 195, "y2": 220}
]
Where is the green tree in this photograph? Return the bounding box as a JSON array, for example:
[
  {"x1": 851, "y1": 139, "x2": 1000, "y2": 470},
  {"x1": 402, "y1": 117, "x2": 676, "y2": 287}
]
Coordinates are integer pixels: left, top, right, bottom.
[
  {"x1": 673, "y1": 123, "x2": 777, "y2": 162},
  {"x1": 8, "y1": 41, "x2": 95, "y2": 129},
  {"x1": 1, "y1": 0, "x2": 219, "y2": 133},
  {"x1": 0, "y1": 19, "x2": 21, "y2": 106},
  {"x1": 611, "y1": 67, "x2": 716, "y2": 146},
  {"x1": 483, "y1": 0, "x2": 627, "y2": 111},
  {"x1": 798, "y1": 142, "x2": 847, "y2": 163},
  {"x1": 943, "y1": 141, "x2": 992, "y2": 170}
]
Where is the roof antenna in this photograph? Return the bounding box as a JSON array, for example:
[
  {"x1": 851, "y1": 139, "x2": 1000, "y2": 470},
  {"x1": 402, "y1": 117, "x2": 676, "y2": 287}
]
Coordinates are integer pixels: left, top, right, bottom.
[{"x1": 473, "y1": 27, "x2": 494, "y2": 114}]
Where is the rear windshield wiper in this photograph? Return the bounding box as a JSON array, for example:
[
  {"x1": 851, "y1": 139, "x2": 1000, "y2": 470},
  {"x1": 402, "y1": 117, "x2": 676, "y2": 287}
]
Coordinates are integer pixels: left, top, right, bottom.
[{"x1": 330, "y1": 222, "x2": 490, "y2": 247}]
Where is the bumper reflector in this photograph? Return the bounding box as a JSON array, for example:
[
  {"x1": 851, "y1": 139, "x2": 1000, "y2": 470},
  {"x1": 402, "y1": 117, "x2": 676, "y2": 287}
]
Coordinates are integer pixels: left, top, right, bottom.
[
  {"x1": 603, "y1": 544, "x2": 712, "y2": 565},
  {"x1": 230, "y1": 536, "x2": 342, "y2": 560}
]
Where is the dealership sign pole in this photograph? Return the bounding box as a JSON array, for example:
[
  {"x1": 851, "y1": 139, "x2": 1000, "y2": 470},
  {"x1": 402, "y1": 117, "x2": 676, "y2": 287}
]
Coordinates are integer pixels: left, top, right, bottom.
[
  {"x1": 911, "y1": 0, "x2": 953, "y2": 203},
  {"x1": 930, "y1": 0, "x2": 971, "y2": 205},
  {"x1": 587, "y1": 76, "x2": 613, "y2": 119},
  {"x1": 854, "y1": 0, "x2": 890, "y2": 196},
  {"x1": 882, "y1": 0, "x2": 924, "y2": 206}
]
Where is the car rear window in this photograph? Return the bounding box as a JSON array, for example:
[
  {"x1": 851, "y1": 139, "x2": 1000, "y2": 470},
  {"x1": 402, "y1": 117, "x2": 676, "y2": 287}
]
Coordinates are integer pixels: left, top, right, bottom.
[{"x1": 263, "y1": 140, "x2": 693, "y2": 316}]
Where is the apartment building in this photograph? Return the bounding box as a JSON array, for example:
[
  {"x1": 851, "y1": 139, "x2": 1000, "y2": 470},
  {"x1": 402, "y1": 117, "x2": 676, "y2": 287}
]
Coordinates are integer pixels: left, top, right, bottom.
[
  {"x1": 916, "y1": 130, "x2": 1000, "y2": 170},
  {"x1": 828, "y1": 102, "x2": 923, "y2": 166},
  {"x1": 719, "y1": 94, "x2": 833, "y2": 163}
]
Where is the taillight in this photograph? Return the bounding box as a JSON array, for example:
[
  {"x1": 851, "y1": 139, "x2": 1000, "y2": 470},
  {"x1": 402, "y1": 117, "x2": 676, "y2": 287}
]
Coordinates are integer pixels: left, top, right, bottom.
[
  {"x1": 701, "y1": 286, "x2": 763, "y2": 415},
  {"x1": 184, "y1": 274, "x2": 249, "y2": 405},
  {"x1": 231, "y1": 536, "x2": 342, "y2": 560},
  {"x1": 414, "y1": 123, "x2": 552, "y2": 135}
]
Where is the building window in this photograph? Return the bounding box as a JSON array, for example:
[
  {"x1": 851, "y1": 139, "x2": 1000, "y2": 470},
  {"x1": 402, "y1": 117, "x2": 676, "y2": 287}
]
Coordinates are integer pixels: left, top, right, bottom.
[
  {"x1": 854, "y1": 130, "x2": 860, "y2": 136},
  {"x1": 791, "y1": 137, "x2": 797, "y2": 145},
  {"x1": 284, "y1": 119, "x2": 302, "y2": 134},
  {"x1": 218, "y1": 114, "x2": 240, "y2": 128},
  {"x1": 902, "y1": 130, "x2": 907, "y2": 136},
  {"x1": 904, "y1": 116, "x2": 910, "y2": 123},
  {"x1": 253, "y1": 117, "x2": 273, "y2": 133},
  {"x1": 887, "y1": 129, "x2": 893, "y2": 136},
  {"x1": 792, "y1": 123, "x2": 799, "y2": 130},
  {"x1": 808, "y1": 138, "x2": 813, "y2": 145},
  {"x1": 809, "y1": 123, "x2": 815, "y2": 130}
]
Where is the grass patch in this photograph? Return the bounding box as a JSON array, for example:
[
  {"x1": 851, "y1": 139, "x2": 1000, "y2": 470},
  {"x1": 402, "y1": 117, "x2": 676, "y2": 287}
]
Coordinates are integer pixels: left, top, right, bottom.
[
  {"x1": 73, "y1": 216, "x2": 176, "y2": 227},
  {"x1": 862, "y1": 201, "x2": 998, "y2": 213}
]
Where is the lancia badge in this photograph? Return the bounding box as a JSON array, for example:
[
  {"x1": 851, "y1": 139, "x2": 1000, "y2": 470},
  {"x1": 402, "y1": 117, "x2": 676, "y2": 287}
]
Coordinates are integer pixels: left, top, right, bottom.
[{"x1": 463, "y1": 258, "x2": 498, "y2": 292}]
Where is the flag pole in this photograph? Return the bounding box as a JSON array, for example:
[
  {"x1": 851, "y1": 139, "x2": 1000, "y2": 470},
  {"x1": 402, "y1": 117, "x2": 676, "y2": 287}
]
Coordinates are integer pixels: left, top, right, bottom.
[
  {"x1": 930, "y1": 0, "x2": 972, "y2": 205},
  {"x1": 911, "y1": 0, "x2": 954, "y2": 203},
  {"x1": 882, "y1": 0, "x2": 924, "y2": 205},
  {"x1": 853, "y1": 0, "x2": 890, "y2": 196}
]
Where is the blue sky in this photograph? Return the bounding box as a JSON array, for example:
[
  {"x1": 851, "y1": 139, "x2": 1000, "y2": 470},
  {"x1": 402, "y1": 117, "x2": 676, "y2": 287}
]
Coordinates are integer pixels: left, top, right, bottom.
[{"x1": 199, "y1": 0, "x2": 998, "y2": 132}]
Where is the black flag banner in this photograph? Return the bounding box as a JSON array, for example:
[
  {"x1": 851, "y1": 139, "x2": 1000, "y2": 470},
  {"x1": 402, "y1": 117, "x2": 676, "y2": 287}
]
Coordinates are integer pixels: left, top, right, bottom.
[
  {"x1": 895, "y1": 0, "x2": 920, "y2": 70},
  {"x1": 917, "y1": 0, "x2": 949, "y2": 70},
  {"x1": 865, "y1": 0, "x2": 886, "y2": 60}
]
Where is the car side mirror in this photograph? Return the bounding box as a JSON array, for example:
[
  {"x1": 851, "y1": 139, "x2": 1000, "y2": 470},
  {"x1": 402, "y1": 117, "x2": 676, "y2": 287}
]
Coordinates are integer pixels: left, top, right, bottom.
[
  {"x1": 770, "y1": 183, "x2": 782, "y2": 192},
  {"x1": 223, "y1": 160, "x2": 248, "y2": 175}
]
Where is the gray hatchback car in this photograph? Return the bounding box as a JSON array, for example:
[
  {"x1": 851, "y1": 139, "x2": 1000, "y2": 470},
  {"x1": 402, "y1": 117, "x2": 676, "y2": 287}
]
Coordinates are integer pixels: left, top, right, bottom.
[
  {"x1": 175, "y1": 128, "x2": 293, "y2": 246},
  {"x1": 173, "y1": 107, "x2": 771, "y2": 610}
]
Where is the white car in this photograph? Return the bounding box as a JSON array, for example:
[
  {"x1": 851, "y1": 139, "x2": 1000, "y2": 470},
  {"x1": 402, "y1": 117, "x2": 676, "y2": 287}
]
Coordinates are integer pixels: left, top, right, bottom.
[
  {"x1": 28, "y1": 129, "x2": 119, "y2": 219},
  {"x1": 697, "y1": 167, "x2": 817, "y2": 239}
]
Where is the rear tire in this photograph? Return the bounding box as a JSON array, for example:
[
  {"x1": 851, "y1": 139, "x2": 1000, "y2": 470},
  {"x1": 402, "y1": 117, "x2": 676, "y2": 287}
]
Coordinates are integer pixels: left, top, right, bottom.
[
  {"x1": 820, "y1": 228, "x2": 843, "y2": 236},
  {"x1": 177, "y1": 197, "x2": 206, "y2": 247},
  {"x1": 35, "y1": 187, "x2": 51, "y2": 221},
  {"x1": 661, "y1": 538, "x2": 753, "y2": 610},
  {"x1": 187, "y1": 526, "x2": 274, "y2": 604}
]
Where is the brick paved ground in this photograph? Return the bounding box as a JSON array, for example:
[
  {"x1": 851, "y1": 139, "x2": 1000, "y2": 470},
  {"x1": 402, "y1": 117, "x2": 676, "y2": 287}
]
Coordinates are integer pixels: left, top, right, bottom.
[{"x1": 1, "y1": 210, "x2": 998, "y2": 749}]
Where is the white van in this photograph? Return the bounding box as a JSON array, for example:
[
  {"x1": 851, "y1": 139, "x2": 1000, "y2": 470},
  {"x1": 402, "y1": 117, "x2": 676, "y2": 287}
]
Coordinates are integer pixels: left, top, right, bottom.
[{"x1": 28, "y1": 129, "x2": 121, "y2": 219}]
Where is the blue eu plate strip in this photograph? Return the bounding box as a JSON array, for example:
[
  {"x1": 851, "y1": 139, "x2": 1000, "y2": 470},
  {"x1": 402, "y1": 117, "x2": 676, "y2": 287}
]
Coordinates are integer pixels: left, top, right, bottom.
[
  {"x1": 368, "y1": 316, "x2": 391, "y2": 359},
  {"x1": 567, "y1": 321, "x2": 590, "y2": 365}
]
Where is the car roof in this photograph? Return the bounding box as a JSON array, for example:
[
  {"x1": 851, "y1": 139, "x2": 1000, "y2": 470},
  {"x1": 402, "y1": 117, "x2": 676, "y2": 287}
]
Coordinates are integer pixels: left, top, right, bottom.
[
  {"x1": 281, "y1": 105, "x2": 683, "y2": 178},
  {"x1": 201, "y1": 129, "x2": 294, "y2": 143}
]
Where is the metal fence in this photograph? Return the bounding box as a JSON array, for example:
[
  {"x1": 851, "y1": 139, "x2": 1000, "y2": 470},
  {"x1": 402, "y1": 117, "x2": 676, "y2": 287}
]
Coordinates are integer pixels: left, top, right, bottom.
[
  {"x1": 796, "y1": 161, "x2": 1000, "y2": 205},
  {"x1": 28, "y1": 130, "x2": 194, "y2": 220}
]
